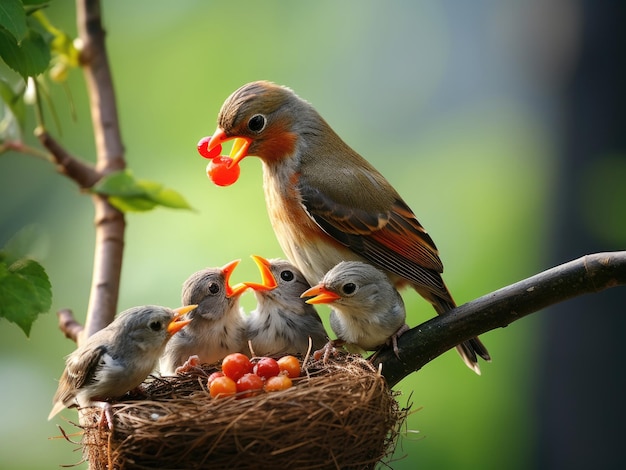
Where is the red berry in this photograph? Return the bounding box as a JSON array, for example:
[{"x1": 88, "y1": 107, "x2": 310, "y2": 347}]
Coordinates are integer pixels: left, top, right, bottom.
[
  {"x1": 221, "y1": 353, "x2": 252, "y2": 381},
  {"x1": 209, "y1": 375, "x2": 237, "y2": 398},
  {"x1": 277, "y1": 355, "x2": 301, "y2": 378},
  {"x1": 236, "y1": 373, "x2": 264, "y2": 398},
  {"x1": 197, "y1": 136, "x2": 222, "y2": 159},
  {"x1": 253, "y1": 357, "x2": 280, "y2": 379},
  {"x1": 207, "y1": 156, "x2": 240, "y2": 187}
]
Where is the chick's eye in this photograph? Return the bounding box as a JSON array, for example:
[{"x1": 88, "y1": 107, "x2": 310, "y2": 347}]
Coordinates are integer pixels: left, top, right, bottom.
[
  {"x1": 342, "y1": 283, "x2": 357, "y2": 295},
  {"x1": 208, "y1": 283, "x2": 220, "y2": 294},
  {"x1": 149, "y1": 321, "x2": 162, "y2": 331},
  {"x1": 280, "y1": 270, "x2": 294, "y2": 282},
  {"x1": 247, "y1": 114, "x2": 266, "y2": 133}
]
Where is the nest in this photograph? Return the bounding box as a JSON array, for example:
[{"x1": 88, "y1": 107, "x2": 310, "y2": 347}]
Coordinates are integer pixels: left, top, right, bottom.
[{"x1": 76, "y1": 353, "x2": 408, "y2": 470}]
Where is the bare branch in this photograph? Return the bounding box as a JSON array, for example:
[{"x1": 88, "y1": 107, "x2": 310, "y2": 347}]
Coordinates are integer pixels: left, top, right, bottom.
[
  {"x1": 373, "y1": 251, "x2": 626, "y2": 387},
  {"x1": 35, "y1": 128, "x2": 100, "y2": 188},
  {"x1": 75, "y1": 0, "x2": 126, "y2": 341},
  {"x1": 56, "y1": 309, "x2": 84, "y2": 344}
]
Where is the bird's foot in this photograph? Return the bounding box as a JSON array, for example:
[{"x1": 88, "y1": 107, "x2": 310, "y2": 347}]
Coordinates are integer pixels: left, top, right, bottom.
[
  {"x1": 96, "y1": 401, "x2": 114, "y2": 432},
  {"x1": 175, "y1": 355, "x2": 201, "y2": 375},
  {"x1": 390, "y1": 323, "x2": 410, "y2": 359},
  {"x1": 313, "y1": 339, "x2": 345, "y2": 363}
]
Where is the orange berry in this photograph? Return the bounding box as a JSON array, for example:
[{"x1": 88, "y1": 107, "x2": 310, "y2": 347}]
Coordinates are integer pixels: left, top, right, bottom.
[
  {"x1": 277, "y1": 355, "x2": 301, "y2": 378},
  {"x1": 209, "y1": 375, "x2": 236, "y2": 398},
  {"x1": 264, "y1": 374, "x2": 293, "y2": 392}
]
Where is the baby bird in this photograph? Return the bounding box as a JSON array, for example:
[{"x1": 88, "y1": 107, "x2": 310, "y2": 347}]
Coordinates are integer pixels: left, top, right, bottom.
[
  {"x1": 160, "y1": 260, "x2": 248, "y2": 375},
  {"x1": 48, "y1": 304, "x2": 194, "y2": 423},
  {"x1": 244, "y1": 255, "x2": 328, "y2": 357},
  {"x1": 301, "y1": 261, "x2": 408, "y2": 356}
]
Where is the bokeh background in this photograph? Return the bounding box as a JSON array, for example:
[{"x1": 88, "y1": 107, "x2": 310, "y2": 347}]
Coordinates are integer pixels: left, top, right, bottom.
[{"x1": 1, "y1": 1, "x2": 624, "y2": 469}]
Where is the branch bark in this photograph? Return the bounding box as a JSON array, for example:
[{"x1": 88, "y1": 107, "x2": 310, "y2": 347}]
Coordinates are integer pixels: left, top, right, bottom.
[
  {"x1": 75, "y1": 0, "x2": 126, "y2": 342},
  {"x1": 373, "y1": 251, "x2": 626, "y2": 387}
]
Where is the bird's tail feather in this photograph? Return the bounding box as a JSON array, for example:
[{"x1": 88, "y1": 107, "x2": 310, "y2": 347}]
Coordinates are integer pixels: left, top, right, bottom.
[{"x1": 425, "y1": 289, "x2": 491, "y2": 375}]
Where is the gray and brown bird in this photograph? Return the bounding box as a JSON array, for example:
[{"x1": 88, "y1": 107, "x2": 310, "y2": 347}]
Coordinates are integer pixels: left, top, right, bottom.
[
  {"x1": 302, "y1": 261, "x2": 408, "y2": 356},
  {"x1": 160, "y1": 260, "x2": 248, "y2": 375},
  {"x1": 48, "y1": 304, "x2": 194, "y2": 422},
  {"x1": 244, "y1": 255, "x2": 328, "y2": 357},
  {"x1": 205, "y1": 80, "x2": 490, "y2": 373}
]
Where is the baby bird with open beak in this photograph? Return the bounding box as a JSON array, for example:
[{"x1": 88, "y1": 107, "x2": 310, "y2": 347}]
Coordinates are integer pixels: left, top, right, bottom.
[
  {"x1": 244, "y1": 255, "x2": 328, "y2": 357},
  {"x1": 302, "y1": 261, "x2": 408, "y2": 357},
  {"x1": 160, "y1": 260, "x2": 248, "y2": 375},
  {"x1": 49, "y1": 304, "x2": 194, "y2": 425}
]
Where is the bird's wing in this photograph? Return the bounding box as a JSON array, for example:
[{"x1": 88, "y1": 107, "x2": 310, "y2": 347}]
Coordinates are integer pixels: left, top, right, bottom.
[
  {"x1": 65, "y1": 344, "x2": 108, "y2": 390},
  {"x1": 299, "y1": 172, "x2": 446, "y2": 290}
]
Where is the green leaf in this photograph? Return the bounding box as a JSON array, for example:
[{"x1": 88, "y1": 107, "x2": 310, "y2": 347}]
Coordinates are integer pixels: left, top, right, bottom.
[
  {"x1": 92, "y1": 169, "x2": 193, "y2": 213},
  {"x1": 0, "y1": 0, "x2": 28, "y2": 42},
  {"x1": 0, "y1": 257, "x2": 52, "y2": 337},
  {"x1": 0, "y1": 26, "x2": 50, "y2": 78}
]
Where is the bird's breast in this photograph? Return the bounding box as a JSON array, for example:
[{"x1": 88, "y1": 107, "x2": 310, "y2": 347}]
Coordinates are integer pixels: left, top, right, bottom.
[{"x1": 263, "y1": 167, "x2": 363, "y2": 284}]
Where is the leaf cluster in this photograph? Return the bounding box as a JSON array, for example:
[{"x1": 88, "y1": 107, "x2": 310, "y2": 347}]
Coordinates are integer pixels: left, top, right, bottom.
[{"x1": 0, "y1": 228, "x2": 52, "y2": 337}]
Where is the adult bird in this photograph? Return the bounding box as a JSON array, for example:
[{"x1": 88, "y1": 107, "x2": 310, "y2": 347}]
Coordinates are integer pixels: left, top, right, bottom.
[
  {"x1": 49, "y1": 304, "x2": 194, "y2": 424},
  {"x1": 244, "y1": 255, "x2": 328, "y2": 357},
  {"x1": 160, "y1": 260, "x2": 249, "y2": 375},
  {"x1": 206, "y1": 80, "x2": 490, "y2": 373},
  {"x1": 302, "y1": 261, "x2": 408, "y2": 357}
]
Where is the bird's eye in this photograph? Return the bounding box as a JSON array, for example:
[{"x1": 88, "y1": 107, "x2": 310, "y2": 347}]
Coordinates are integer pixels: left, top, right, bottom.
[
  {"x1": 208, "y1": 282, "x2": 220, "y2": 294},
  {"x1": 247, "y1": 114, "x2": 266, "y2": 133},
  {"x1": 342, "y1": 283, "x2": 357, "y2": 295},
  {"x1": 280, "y1": 270, "x2": 295, "y2": 282},
  {"x1": 149, "y1": 321, "x2": 162, "y2": 331}
]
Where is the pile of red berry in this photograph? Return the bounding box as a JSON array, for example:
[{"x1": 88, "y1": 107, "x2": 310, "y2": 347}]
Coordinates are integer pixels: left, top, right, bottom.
[
  {"x1": 208, "y1": 353, "x2": 301, "y2": 399},
  {"x1": 197, "y1": 136, "x2": 240, "y2": 187}
]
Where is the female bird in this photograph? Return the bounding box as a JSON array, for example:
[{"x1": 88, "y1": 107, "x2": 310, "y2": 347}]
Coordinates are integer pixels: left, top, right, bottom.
[
  {"x1": 160, "y1": 260, "x2": 248, "y2": 375},
  {"x1": 244, "y1": 255, "x2": 328, "y2": 357},
  {"x1": 206, "y1": 80, "x2": 490, "y2": 373},
  {"x1": 49, "y1": 304, "x2": 194, "y2": 422},
  {"x1": 301, "y1": 261, "x2": 408, "y2": 357}
]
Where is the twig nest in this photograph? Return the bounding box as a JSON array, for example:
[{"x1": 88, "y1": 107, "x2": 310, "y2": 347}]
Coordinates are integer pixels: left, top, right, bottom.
[{"x1": 78, "y1": 354, "x2": 407, "y2": 469}]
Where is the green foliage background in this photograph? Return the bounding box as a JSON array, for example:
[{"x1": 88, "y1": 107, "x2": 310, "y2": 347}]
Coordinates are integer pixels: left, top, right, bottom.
[{"x1": 0, "y1": 1, "x2": 581, "y2": 468}]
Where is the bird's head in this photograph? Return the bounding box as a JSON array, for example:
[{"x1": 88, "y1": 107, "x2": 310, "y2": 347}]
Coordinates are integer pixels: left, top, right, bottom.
[
  {"x1": 181, "y1": 260, "x2": 248, "y2": 320},
  {"x1": 301, "y1": 261, "x2": 393, "y2": 312},
  {"x1": 244, "y1": 255, "x2": 312, "y2": 309},
  {"x1": 118, "y1": 304, "x2": 195, "y2": 351},
  {"x1": 207, "y1": 81, "x2": 315, "y2": 167}
]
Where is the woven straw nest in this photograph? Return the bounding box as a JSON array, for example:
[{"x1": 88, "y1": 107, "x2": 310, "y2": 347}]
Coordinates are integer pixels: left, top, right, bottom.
[{"x1": 74, "y1": 353, "x2": 408, "y2": 470}]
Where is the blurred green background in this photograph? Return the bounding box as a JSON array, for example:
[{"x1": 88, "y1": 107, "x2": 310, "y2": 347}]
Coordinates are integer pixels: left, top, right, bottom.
[{"x1": 1, "y1": 1, "x2": 623, "y2": 469}]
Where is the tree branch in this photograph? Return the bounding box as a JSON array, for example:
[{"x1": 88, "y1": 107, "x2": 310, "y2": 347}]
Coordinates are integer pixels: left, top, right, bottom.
[
  {"x1": 373, "y1": 251, "x2": 626, "y2": 387},
  {"x1": 76, "y1": 0, "x2": 126, "y2": 341},
  {"x1": 35, "y1": 128, "x2": 100, "y2": 188},
  {"x1": 56, "y1": 308, "x2": 84, "y2": 343}
]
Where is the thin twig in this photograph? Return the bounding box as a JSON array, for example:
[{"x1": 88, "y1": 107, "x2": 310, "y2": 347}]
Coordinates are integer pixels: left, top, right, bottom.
[
  {"x1": 56, "y1": 309, "x2": 84, "y2": 344},
  {"x1": 35, "y1": 128, "x2": 100, "y2": 188}
]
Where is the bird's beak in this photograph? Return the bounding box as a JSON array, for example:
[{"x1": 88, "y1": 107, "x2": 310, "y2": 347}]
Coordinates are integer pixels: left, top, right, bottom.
[
  {"x1": 221, "y1": 259, "x2": 248, "y2": 298},
  {"x1": 208, "y1": 128, "x2": 252, "y2": 169},
  {"x1": 243, "y1": 255, "x2": 278, "y2": 291},
  {"x1": 301, "y1": 285, "x2": 341, "y2": 304},
  {"x1": 167, "y1": 304, "x2": 196, "y2": 334}
]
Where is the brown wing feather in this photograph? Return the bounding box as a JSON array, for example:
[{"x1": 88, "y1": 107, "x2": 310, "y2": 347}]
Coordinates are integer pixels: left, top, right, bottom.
[{"x1": 299, "y1": 176, "x2": 446, "y2": 293}]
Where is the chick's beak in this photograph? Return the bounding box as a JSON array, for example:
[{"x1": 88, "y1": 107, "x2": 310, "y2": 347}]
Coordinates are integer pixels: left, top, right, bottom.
[
  {"x1": 301, "y1": 285, "x2": 341, "y2": 305},
  {"x1": 167, "y1": 304, "x2": 197, "y2": 334},
  {"x1": 209, "y1": 128, "x2": 252, "y2": 168},
  {"x1": 244, "y1": 255, "x2": 278, "y2": 291},
  {"x1": 221, "y1": 259, "x2": 248, "y2": 298}
]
